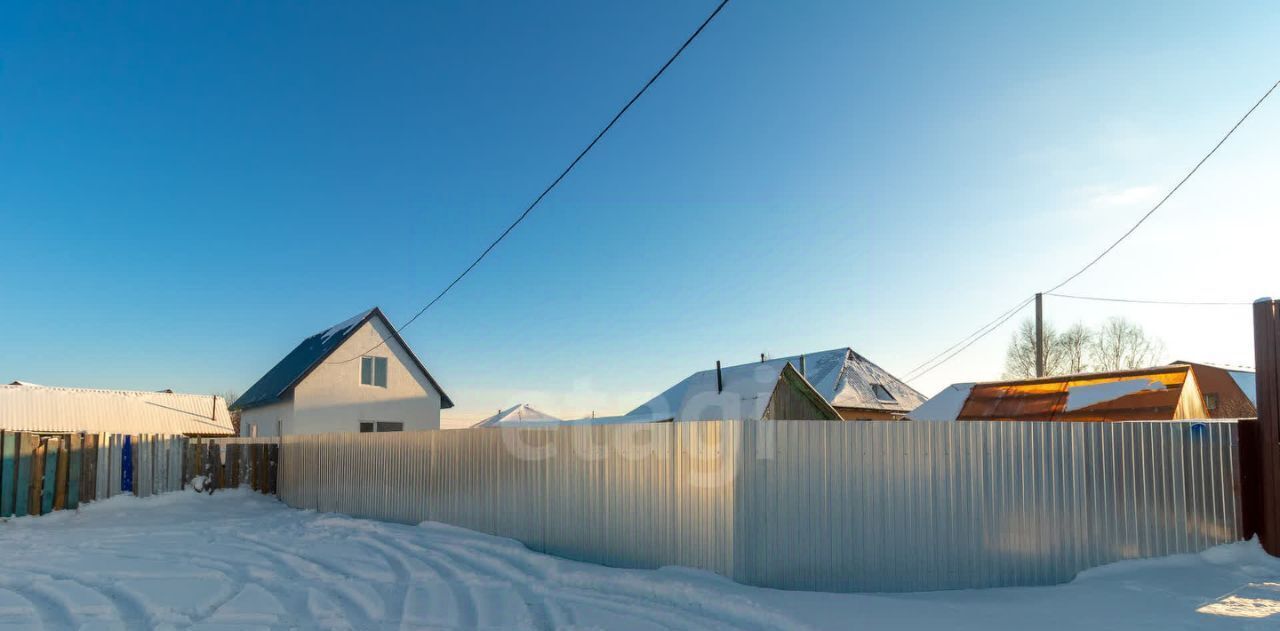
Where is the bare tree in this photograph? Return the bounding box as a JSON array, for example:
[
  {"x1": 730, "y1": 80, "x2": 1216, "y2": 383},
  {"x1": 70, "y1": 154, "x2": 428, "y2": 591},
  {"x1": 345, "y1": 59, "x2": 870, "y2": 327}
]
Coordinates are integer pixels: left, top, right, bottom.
[
  {"x1": 221, "y1": 390, "x2": 241, "y2": 436},
  {"x1": 1058, "y1": 323, "x2": 1092, "y2": 374},
  {"x1": 1088, "y1": 317, "x2": 1164, "y2": 371},
  {"x1": 1004, "y1": 318, "x2": 1065, "y2": 379}
]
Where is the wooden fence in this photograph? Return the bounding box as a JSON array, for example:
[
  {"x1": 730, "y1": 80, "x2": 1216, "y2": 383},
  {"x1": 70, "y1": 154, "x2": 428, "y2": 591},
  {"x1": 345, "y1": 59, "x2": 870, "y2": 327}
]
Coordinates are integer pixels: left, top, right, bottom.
[
  {"x1": 0, "y1": 431, "x2": 278, "y2": 519},
  {"x1": 187, "y1": 439, "x2": 279, "y2": 495}
]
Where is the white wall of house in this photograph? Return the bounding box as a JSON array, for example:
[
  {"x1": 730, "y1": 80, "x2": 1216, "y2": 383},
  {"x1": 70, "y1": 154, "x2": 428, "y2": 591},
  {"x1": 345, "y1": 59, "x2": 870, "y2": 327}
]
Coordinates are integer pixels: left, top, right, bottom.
[
  {"x1": 239, "y1": 400, "x2": 293, "y2": 438},
  {"x1": 241, "y1": 318, "x2": 443, "y2": 436}
]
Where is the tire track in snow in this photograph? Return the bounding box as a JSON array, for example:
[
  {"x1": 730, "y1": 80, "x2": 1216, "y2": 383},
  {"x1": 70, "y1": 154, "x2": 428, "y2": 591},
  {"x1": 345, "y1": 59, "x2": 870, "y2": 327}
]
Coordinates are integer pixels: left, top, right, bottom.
[
  {"x1": 348, "y1": 537, "x2": 412, "y2": 627},
  {"x1": 424, "y1": 535, "x2": 805, "y2": 631},
  {"x1": 4, "y1": 565, "x2": 153, "y2": 629},
  {"x1": 398, "y1": 538, "x2": 569, "y2": 630},
  {"x1": 401, "y1": 532, "x2": 738, "y2": 631},
  {"x1": 0, "y1": 577, "x2": 78, "y2": 631},
  {"x1": 160, "y1": 547, "x2": 313, "y2": 626},
  {"x1": 229, "y1": 535, "x2": 381, "y2": 629},
  {"x1": 432, "y1": 545, "x2": 737, "y2": 631},
  {"x1": 382, "y1": 539, "x2": 482, "y2": 629}
]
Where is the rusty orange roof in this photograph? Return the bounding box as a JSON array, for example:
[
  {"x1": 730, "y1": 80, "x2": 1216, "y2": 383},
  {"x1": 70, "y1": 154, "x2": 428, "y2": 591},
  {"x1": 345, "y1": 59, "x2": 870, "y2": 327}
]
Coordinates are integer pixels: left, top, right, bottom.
[
  {"x1": 906, "y1": 362, "x2": 1263, "y2": 422},
  {"x1": 957, "y1": 366, "x2": 1201, "y2": 422}
]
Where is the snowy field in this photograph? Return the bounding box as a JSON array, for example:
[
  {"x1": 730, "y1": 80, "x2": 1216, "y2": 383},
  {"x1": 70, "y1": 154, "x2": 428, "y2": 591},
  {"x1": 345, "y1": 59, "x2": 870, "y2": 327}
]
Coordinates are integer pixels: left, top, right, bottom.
[{"x1": 1, "y1": 490, "x2": 1278, "y2": 630}]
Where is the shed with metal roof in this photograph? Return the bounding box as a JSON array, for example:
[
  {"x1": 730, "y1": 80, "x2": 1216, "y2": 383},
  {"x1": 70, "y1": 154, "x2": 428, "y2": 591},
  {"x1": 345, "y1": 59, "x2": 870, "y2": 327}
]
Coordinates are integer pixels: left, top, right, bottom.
[
  {"x1": 908, "y1": 363, "x2": 1256, "y2": 422},
  {"x1": 0, "y1": 383, "x2": 234, "y2": 436}
]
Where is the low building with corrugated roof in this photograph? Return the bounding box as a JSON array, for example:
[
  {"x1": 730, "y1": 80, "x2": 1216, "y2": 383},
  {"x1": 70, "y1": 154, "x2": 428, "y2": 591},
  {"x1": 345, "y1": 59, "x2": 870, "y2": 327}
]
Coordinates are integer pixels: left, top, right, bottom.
[
  {"x1": 907, "y1": 362, "x2": 1256, "y2": 422},
  {"x1": 0, "y1": 382, "x2": 234, "y2": 436}
]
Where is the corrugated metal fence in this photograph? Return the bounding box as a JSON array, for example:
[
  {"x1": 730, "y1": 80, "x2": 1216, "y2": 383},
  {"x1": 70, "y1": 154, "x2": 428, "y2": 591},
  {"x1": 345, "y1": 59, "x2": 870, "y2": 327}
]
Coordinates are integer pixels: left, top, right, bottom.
[{"x1": 275, "y1": 420, "x2": 1240, "y2": 592}]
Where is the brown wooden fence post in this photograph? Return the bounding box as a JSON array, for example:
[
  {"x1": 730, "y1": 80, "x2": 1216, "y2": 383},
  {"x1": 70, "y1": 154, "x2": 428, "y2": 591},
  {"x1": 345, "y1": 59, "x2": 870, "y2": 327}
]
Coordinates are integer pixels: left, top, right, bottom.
[
  {"x1": 267, "y1": 444, "x2": 278, "y2": 496},
  {"x1": 1252, "y1": 298, "x2": 1280, "y2": 555}
]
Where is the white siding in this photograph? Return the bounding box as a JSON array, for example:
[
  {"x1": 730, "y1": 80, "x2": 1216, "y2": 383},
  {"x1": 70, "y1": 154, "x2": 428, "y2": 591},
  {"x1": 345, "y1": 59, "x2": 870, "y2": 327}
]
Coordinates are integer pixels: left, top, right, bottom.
[
  {"x1": 239, "y1": 399, "x2": 293, "y2": 437},
  {"x1": 254, "y1": 318, "x2": 442, "y2": 436}
]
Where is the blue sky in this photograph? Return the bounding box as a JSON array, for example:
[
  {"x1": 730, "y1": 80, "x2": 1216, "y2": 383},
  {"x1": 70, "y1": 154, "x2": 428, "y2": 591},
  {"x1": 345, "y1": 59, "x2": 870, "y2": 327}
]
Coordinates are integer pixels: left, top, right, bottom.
[{"x1": 2, "y1": 1, "x2": 1277, "y2": 425}]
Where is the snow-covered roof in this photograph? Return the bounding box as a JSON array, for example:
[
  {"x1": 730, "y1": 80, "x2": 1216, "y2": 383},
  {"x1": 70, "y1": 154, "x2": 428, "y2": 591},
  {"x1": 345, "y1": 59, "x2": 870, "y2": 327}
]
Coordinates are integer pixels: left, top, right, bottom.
[
  {"x1": 629, "y1": 348, "x2": 923, "y2": 422},
  {"x1": 472, "y1": 404, "x2": 562, "y2": 428},
  {"x1": 482, "y1": 412, "x2": 668, "y2": 428},
  {"x1": 628, "y1": 361, "x2": 789, "y2": 422},
  {"x1": 786, "y1": 348, "x2": 925, "y2": 412},
  {"x1": 905, "y1": 383, "x2": 974, "y2": 422},
  {"x1": 0, "y1": 382, "x2": 235, "y2": 435}
]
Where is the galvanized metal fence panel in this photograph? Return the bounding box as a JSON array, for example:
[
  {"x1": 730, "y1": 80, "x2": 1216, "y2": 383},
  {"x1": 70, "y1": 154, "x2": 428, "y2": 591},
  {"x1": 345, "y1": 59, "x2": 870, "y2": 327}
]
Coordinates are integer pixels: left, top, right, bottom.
[{"x1": 273, "y1": 420, "x2": 1240, "y2": 593}]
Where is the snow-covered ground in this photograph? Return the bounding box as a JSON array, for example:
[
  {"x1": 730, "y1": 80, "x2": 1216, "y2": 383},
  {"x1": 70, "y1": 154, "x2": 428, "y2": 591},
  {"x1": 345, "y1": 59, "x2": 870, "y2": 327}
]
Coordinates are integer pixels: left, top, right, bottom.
[{"x1": 1, "y1": 490, "x2": 1278, "y2": 630}]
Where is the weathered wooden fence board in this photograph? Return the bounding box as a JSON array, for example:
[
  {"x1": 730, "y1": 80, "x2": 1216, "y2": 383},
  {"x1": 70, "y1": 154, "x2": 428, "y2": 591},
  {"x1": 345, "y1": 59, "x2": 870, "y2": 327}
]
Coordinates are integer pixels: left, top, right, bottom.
[
  {"x1": 53, "y1": 438, "x2": 68, "y2": 510},
  {"x1": 30, "y1": 439, "x2": 46, "y2": 515},
  {"x1": 0, "y1": 432, "x2": 190, "y2": 520},
  {"x1": 40, "y1": 438, "x2": 57, "y2": 514},
  {"x1": 1, "y1": 432, "x2": 15, "y2": 517},
  {"x1": 109, "y1": 435, "x2": 122, "y2": 497},
  {"x1": 96, "y1": 433, "x2": 110, "y2": 500},
  {"x1": 85, "y1": 434, "x2": 98, "y2": 503},
  {"x1": 67, "y1": 433, "x2": 82, "y2": 509},
  {"x1": 14, "y1": 433, "x2": 36, "y2": 516},
  {"x1": 140, "y1": 435, "x2": 152, "y2": 498}
]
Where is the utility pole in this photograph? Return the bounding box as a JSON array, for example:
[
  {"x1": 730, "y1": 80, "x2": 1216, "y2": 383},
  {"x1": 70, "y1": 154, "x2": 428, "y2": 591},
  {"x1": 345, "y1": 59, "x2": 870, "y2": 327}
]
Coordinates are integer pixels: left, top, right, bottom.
[{"x1": 1035, "y1": 293, "x2": 1045, "y2": 377}]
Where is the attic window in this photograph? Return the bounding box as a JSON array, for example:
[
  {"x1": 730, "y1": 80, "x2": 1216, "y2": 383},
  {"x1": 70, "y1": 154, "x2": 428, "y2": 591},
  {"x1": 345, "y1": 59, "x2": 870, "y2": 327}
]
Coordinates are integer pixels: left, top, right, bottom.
[
  {"x1": 871, "y1": 383, "x2": 897, "y2": 403},
  {"x1": 1205, "y1": 393, "x2": 1218, "y2": 411},
  {"x1": 360, "y1": 356, "x2": 388, "y2": 388}
]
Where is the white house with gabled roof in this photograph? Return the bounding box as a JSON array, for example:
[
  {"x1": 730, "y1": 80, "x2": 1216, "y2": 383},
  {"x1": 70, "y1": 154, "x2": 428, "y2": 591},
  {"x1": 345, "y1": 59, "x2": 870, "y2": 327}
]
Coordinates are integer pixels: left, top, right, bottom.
[{"x1": 232, "y1": 308, "x2": 453, "y2": 437}]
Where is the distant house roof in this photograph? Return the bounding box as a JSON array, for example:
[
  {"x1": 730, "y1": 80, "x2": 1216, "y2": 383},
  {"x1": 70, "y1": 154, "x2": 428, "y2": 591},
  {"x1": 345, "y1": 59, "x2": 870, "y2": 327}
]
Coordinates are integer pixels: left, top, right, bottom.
[
  {"x1": 629, "y1": 348, "x2": 922, "y2": 421},
  {"x1": 783, "y1": 348, "x2": 925, "y2": 413},
  {"x1": 473, "y1": 404, "x2": 562, "y2": 428},
  {"x1": 628, "y1": 357, "x2": 840, "y2": 422},
  {"x1": 907, "y1": 362, "x2": 1255, "y2": 422},
  {"x1": 232, "y1": 307, "x2": 453, "y2": 411},
  {"x1": 906, "y1": 383, "x2": 976, "y2": 422},
  {"x1": 490, "y1": 412, "x2": 673, "y2": 427},
  {"x1": 0, "y1": 383, "x2": 234, "y2": 436},
  {"x1": 1171, "y1": 361, "x2": 1257, "y2": 417}
]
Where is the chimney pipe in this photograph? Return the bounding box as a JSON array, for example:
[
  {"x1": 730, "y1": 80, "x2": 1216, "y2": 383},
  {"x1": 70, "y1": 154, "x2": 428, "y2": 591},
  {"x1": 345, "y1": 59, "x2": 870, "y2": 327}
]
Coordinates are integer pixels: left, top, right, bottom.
[
  {"x1": 800, "y1": 354, "x2": 806, "y2": 377},
  {"x1": 716, "y1": 361, "x2": 723, "y2": 393},
  {"x1": 760, "y1": 353, "x2": 766, "y2": 363}
]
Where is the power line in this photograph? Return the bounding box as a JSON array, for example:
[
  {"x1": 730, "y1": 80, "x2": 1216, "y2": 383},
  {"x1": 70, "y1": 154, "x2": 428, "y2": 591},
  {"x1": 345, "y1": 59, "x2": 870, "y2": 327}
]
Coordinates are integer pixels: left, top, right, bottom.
[
  {"x1": 1047, "y1": 293, "x2": 1253, "y2": 306},
  {"x1": 903, "y1": 296, "x2": 1035, "y2": 382},
  {"x1": 902, "y1": 79, "x2": 1277, "y2": 384},
  {"x1": 330, "y1": 0, "x2": 732, "y2": 364},
  {"x1": 1043, "y1": 79, "x2": 1278, "y2": 295},
  {"x1": 901, "y1": 295, "x2": 1035, "y2": 382}
]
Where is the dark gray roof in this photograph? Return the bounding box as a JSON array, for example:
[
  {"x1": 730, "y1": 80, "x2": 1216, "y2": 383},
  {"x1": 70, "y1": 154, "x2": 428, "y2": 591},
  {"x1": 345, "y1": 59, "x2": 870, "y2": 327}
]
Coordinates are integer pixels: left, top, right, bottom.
[{"x1": 232, "y1": 307, "x2": 453, "y2": 411}]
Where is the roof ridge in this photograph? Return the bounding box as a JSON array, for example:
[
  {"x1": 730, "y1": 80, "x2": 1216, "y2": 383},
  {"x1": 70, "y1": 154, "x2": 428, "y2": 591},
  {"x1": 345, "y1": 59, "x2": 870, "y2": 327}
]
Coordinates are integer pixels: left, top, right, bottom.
[
  {"x1": 232, "y1": 307, "x2": 454, "y2": 411},
  {"x1": 3, "y1": 383, "x2": 220, "y2": 399}
]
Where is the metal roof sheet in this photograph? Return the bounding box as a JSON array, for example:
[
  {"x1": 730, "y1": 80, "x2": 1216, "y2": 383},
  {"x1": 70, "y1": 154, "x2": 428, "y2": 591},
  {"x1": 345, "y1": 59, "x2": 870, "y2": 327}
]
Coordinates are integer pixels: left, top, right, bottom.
[
  {"x1": 908, "y1": 366, "x2": 1216, "y2": 422},
  {"x1": 630, "y1": 348, "x2": 924, "y2": 420},
  {"x1": 472, "y1": 403, "x2": 562, "y2": 428},
  {"x1": 0, "y1": 383, "x2": 234, "y2": 435}
]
